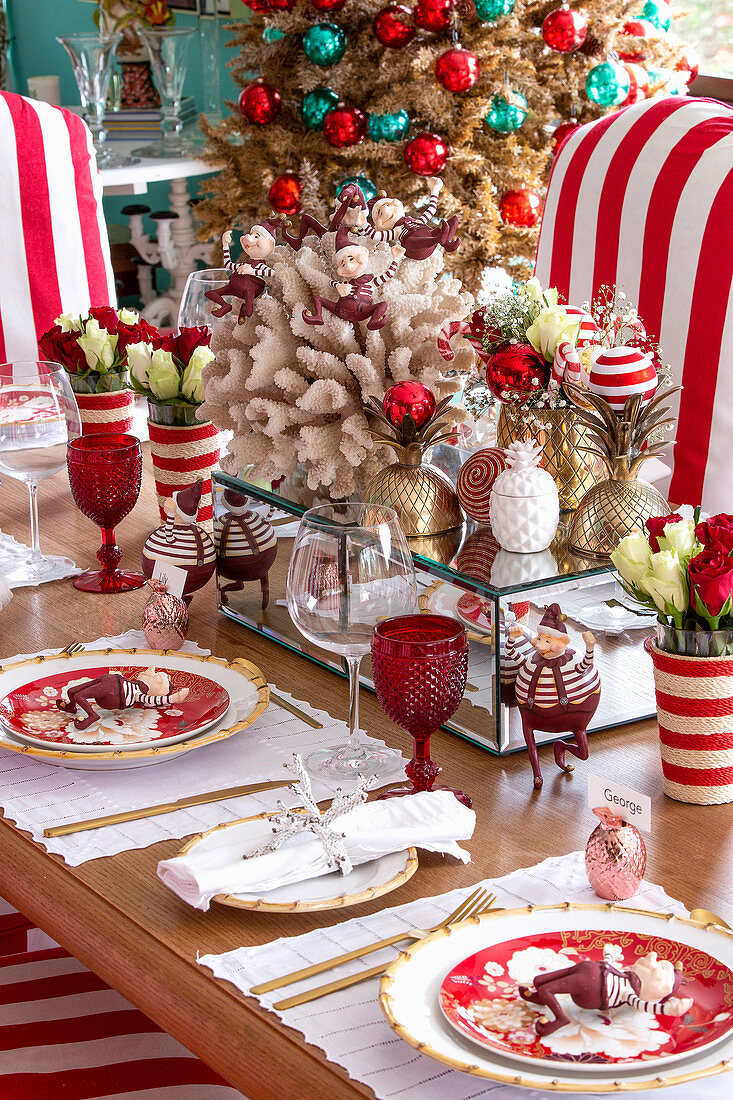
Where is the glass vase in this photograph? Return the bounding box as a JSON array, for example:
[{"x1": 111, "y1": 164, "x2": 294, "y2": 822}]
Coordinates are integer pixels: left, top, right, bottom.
[
  {"x1": 133, "y1": 28, "x2": 199, "y2": 158},
  {"x1": 57, "y1": 33, "x2": 139, "y2": 169},
  {"x1": 656, "y1": 622, "x2": 733, "y2": 658}
]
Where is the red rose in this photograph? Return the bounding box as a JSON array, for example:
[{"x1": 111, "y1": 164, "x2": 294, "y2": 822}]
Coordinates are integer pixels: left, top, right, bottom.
[
  {"x1": 38, "y1": 324, "x2": 86, "y2": 374},
  {"x1": 117, "y1": 317, "x2": 162, "y2": 357},
  {"x1": 165, "y1": 326, "x2": 211, "y2": 365},
  {"x1": 689, "y1": 548, "x2": 733, "y2": 620},
  {"x1": 645, "y1": 512, "x2": 683, "y2": 553},
  {"x1": 87, "y1": 306, "x2": 120, "y2": 332},
  {"x1": 695, "y1": 514, "x2": 733, "y2": 554}
]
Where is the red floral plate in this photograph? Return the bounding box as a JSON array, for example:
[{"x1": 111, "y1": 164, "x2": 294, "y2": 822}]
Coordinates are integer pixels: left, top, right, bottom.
[
  {"x1": 0, "y1": 666, "x2": 230, "y2": 753},
  {"x1": 439, "y1": 929, "x2": 733, "y2": 1071}
]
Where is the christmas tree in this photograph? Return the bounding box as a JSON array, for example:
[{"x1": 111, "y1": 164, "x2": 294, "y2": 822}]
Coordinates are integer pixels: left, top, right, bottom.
[{"x1": 198, "y1": 0, "x2": 691, "y2": 292}]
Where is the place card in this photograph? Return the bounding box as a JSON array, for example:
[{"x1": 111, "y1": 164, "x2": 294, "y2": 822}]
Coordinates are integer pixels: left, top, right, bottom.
[
  {"x1": 588, "y1": 774, "x2": 652, "y2": 833},
  {"x1": 152, "y1": 559, "x2": 187, "y2": 600}
]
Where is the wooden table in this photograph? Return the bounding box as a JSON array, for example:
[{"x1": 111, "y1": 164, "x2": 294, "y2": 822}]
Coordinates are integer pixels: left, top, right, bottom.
[{"x1": 1, "y1": 454, "x2": 732, "y2": 1099}]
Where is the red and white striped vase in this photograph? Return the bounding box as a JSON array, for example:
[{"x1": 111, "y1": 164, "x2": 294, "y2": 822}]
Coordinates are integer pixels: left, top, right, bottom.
[
  {"x1": 146, "y1": 402, "x2": 220, "y2": 524},
  {"x1": 71, "y1": 383, "x2": 135, "y2": 436},
  {"x1": 645, "y1": 636, "x2": 733, "y2": 805}
]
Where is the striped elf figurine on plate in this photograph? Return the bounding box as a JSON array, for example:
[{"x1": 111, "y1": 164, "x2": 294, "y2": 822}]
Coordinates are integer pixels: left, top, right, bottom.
[
  {"x1": 141, "y1": 480, "x2": 216, "y2": 606},
  {"x1": 506, "y1": 603, "x2": 600, "y2": 790}
]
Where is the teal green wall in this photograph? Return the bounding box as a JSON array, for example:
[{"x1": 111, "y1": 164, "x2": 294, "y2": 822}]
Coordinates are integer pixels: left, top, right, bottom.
[{"x1": 7, "y1": 0, "x2": 239, "y2": 270}]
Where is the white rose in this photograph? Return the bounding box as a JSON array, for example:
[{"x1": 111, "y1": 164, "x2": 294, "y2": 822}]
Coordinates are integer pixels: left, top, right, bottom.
[
  {"x1": 181, "y1": 348, "x2": 213, "y2": 403},
  {"x1": 126, "y1": 340, "x2": 155, "y2": 386},
  {"x1": 657, "y1": 519, "x2": 698, "y2": 562},
  {"x1": 147, "y1": 348, "x2": 181, "y2": 400},
  {"x1": 610, "y1": 531, "x2": 653, "y2": 589},
  {"x1": 77, "y1": 318, "x2": 118, "y2": 371},
  {"x1": 55, "y1": 312, "x2": 84, "y2": 333},
  {"x1": 118, "y1": 307, "x2": 140, "y2": 325},
  {"x1": 640, "y1": 550, "x2": 689, "y2": 617},
  {"x1": 526, "y1": 305, "x2": 581, "y2": 363}
]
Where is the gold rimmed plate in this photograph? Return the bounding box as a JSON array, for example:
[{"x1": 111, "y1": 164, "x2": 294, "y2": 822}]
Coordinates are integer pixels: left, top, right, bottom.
[{"x1": 178, "y1": 812, "x2": 418, "y2": 912}]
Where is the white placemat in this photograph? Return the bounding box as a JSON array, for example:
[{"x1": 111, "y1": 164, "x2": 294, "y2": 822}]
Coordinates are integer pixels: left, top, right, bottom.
[
  {"x1": 199, "y1": 851, "x2": 729, "y2": 1100},
  {"x1": 0, "y1": 630, "x2": 406, "y2": 866},
  {"x1": 0, "y1": 529, "x2": 80, "y2": 588}
]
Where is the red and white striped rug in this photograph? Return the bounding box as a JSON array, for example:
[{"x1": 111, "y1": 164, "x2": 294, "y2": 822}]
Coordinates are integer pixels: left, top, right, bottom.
[{"x1": 0, "y1": 945, "x2": 242, "y2": 1099}]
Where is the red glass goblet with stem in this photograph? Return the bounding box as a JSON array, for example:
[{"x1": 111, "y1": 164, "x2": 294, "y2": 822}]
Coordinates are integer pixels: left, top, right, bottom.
[
  {"x1": 67, "y1": 433, "x2": 145, "y2": 593},
  {"x1": 371, "y1": 614, "x2": 471, "y2": 806}
]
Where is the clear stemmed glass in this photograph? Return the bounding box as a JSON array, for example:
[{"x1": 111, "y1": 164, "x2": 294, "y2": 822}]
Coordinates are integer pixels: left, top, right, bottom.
[
  {"x1": 286, "y1": 502, "x2": 417, "y2": 780},
  {"x1": 0, "y1": 361, "x2": 82, "y2": 587},
  {"x1": 133, "y1": 27, "x2": 199, "y2": 158},
  {"x1": 178, "y1": 269, "x2": 231, "y2": 332},
  {"x1": 57, "y1": 33, "x2": 139, "y2": 170}
]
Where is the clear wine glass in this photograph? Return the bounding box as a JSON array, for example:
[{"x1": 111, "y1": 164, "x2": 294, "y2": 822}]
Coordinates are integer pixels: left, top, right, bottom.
[
  {"x1": 0, "y1": 361, "x2": 82, "y2": 586},
  {"x1": 57, "y1": 33, "x2": 139, "y2": 170},
  {"x1": 132, "y1": 27, "x2": 199, "y2": 158},
  {"x1": 178, "y1": 269, "x2": 231, "y2": 332},
  {"x1": 286, "y1": 502, "x2": 417, "y2": 780}
]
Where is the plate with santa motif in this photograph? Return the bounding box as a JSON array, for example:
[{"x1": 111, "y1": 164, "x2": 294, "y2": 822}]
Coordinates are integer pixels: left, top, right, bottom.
[
  {"x1": 0, "y1": 657, "x2": 231, "y2": 753},
  {"x1": 379, "y1": 904, "x2": 733, "y2": 1091}
]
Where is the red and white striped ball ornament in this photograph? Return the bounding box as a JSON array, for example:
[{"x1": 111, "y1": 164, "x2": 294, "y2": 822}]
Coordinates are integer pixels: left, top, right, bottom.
[
  {"x1": 588, "y1": 346, "x2": 658, "y2": 412},
  {"x1": 564, "y1": 305, "x2": 599, "y2": 347},
  {"x1": 456, "y1": 448, "x2": 508, "y2": 524}
]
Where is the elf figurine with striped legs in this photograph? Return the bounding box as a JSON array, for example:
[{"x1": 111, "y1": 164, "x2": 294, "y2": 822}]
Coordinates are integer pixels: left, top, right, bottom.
[{"x1": 506, "y1": 604, "x2": 600, "y2": 790}]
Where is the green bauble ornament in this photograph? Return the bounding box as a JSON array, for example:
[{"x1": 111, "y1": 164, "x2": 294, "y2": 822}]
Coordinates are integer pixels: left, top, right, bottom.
[
  {"x1": 337, "y1": 175, "x2": 377, "y2": 203},
  {"x1": 301, "y1": 86, "x2": 340, "y2": 130},
  {"x1": 263, "y1": 27, "x2": 286, "y2": 42},
  {"x1": 368, "y1": 109, "x2": 410, "y2": 142},
  {"x1": 640, "y1": 0, "x2": 671, "y2": 31},
  {"x1": 486, "y1": 92, "x2": 527, "y2": 133},
  {"x1": 474, "y1": 0, "x2": 515, "y2": 22},
  {"x1": 303, "y1": 22, "x2": 347, "y2": 67},
  {"x1": 585, "y1": 61, "x2": 630, "y2": 106}
]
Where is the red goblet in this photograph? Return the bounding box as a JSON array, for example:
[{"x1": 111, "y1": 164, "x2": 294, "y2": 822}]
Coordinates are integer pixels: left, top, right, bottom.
[
  {"x1": 67, "y1": 433, "x2": 145, "y2": 593},
  {"x1": 371, "y1": 614, "x2": 471, "y2": 806}
]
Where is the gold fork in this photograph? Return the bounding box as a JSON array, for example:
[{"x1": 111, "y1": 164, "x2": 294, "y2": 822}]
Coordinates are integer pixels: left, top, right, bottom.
[
  {"x1": 267, "y1": 889, "x2": 498, "y2": 1010},
  {"x1": 60, "y1": 642, "x2": 84, "y2": 657}
]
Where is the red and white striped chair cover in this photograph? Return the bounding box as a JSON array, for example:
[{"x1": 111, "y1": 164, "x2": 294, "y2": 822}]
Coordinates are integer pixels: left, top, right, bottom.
[
  {"x1": 0, "y1": 91, "x2": 116, "y2": 362},
  {"x1": 0, "y1": 944, "x2": 242, "y2": 1098},
  {"x1": 535, "y1": 95, "x2": 733, "y2": 511}
]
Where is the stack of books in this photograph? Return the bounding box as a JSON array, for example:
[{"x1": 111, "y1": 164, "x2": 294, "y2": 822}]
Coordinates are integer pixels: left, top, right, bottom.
[{"x1": 105, "y1": 97, "x2": 197, "y2": 142}]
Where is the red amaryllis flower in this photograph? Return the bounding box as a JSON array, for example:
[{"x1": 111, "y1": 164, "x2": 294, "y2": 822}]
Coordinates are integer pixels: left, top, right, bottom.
[
  {"x1": 689, "y1": 548, "x2": 733, "y2": 620},
  {"x1": 87, "y1": 306, "x2": 120, "y2": 332},
  {"x1": 38, "y1": 325, "x2": 87, "y2": 374},
  {"x1": 695, "y1": 514, "x2": 733, "y2": 554},
  {"x1": 645, "y1": 512, "x2": 683, "y2": 553}
]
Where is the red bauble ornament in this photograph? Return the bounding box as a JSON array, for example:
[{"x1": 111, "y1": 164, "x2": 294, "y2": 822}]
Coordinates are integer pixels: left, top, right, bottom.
[
  {"x1": 269, "y1": 0, "x2": 297, "y2": 8},
  {"x1": 268, "y1": 172, "x2": 301, "y2": 215},
  {"x1": 413, "y1": 0, "x2": 454, "y2": 32},
  {"x1": 485, "y1": 343, "x2": 550, "y2": 401},
  {"x1": 238, "y1": 80, "x2": 282, "y2": 126},
  {"x1": 311, "y1": 0, "x2": 346, "y2": 8},
  {"x1": 404, "y1": 131, "x2": 448, "y2": 175},
  {"x1": 588, "y1": 346, "x2": 658, "y2": 412},
  {"x1": 675, "y1": 46, "x2": 699, "y2": 85},
  {"x1": 617, "y1": 18, "x2": 656, "y2": 62},
  {"x1": 323, "y1": 104, "x2": 367, "y2": 147},
  {"x1": 499, "y1": 188, "x2": 543, "y2": 228},
  {"x1": 373, "y1": 4, "x2": 415, "y2": 48},
  {"x1": 435, "y1": 47, "x2": 480, "y2": 92},
  {"x1": 621, "y1": 63, "x2": 649, "y2": 105},
  {"x1": 243, "y1": 0, "x2": 271, "y2": 11},
  {"x1": 542, "y1": 6, "x2": 588, "y2": 52},
  {"x1": 383, "y1": 381, "x2": 437, "y2": 429},
  {"x1": 552, "y1": 120, "x2": 581, "y2": 155}
]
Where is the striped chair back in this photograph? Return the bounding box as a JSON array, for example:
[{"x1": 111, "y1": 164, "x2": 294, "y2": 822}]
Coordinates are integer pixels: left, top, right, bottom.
[
  {"x1": 0, "y1": 92, "x2": 116, "y2": 362},
  {"x1": 535, "y1": 96, "x2": 733, "y2": 511}
]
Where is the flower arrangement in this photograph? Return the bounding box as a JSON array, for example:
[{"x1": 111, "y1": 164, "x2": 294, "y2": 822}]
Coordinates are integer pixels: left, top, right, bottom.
[
  {"x1": 96, "y1": 1, "x2": 173, "y2": 50},
  {"x1": 611, "y1": 511, "x2": 733, "y2": 656},
  {"x1": 127, "y1": 326, "x2": 214, "y2": 410},
  {"x1": 39, "y1": 306, "x2": 159, "y2": 393}
]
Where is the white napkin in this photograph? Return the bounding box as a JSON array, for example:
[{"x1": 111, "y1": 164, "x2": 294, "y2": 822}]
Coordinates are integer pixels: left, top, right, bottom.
[{"x1": 158, "y1": 790, "x2": 475, "y2": 911}]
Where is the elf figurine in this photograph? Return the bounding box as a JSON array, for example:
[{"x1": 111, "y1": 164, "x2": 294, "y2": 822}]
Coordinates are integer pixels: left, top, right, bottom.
[
  {"x1": 205, "y1": 214, "x2": 284, "y2": 323},
  {"x1": 506, "y1": 604, "x2": 600, "y2": 790},
  {"x1": 280, "y1": 183, "x2": 368, "y2": 251},
  {"x1": 58, "y1": 668, "x2": 189, "y2": 732},
  {"x1": 364, "y1": 177, "x2": 460, "y2": 261},
  {"x1": 302, "y1": 226, "x2": 404, "y2": 331}
]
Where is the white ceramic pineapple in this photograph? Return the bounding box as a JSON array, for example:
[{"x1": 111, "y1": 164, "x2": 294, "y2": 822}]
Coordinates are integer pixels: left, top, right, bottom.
[{"x1": 489, "y1": 440, "x2": 559, "y2": 553}]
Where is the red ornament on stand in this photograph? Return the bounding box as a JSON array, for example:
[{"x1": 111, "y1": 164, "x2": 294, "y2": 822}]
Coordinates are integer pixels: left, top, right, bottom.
[
  {"x1": 542, "y1": 5, "x2": 588, "y2": 52},
  {"x1": 456, "y1": 448, "x2": 508, "y2": 524},
  {"x1": 499, "y1": 188, "x2": 543, "y2": 227},
  {"x1": 323, "y1": 104, "x2": 368, "y2": 147},
  {"x1": 404, "y1": 131, "x2": 448, "y2": 175},
  {"x1": 238, "y1": 80, "x2": 282, "y2": 126},
  {"x1": 268, "y1": 172, "x2": 301, "y2": 214},
  {"x1": 373, "y1": 4, "x2": 416, "y2": 48},
  {"x1": 383, "y1": 381, "x2": 437, "y2": 429},
  {"x1": 413, "y1": 0, "x2": 454, "y2": 32},
  {"x1": 435, "y1": 47, "x2": 480, "y2": 92},
  {"x1": 485, "y1": 343, "x2": 550, "y2": 400},
  {"x1": 552, "y1": 119, "x2": 580, "y2": 154}
]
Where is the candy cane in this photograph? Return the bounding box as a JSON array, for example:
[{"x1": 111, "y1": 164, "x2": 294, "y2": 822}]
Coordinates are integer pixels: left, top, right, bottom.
[{"x1": 437, "y1": 320, "x2": 487, "y2": 363}]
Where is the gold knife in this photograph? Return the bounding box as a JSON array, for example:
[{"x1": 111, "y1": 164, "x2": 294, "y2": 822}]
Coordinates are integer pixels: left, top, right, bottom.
[
  {"x1": 273, "y1": 959, "x2": 391, "y2": 1010},
  {"x1": 43, "y1": 780, "x2": 292, "y2": 838}
]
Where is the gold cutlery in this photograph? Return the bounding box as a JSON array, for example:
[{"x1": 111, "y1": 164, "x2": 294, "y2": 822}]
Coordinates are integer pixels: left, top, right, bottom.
[
  {"x1": 255, "y1": 887, "x2": 496, "y2": 1000},
  {"x1": 43, "y1": 780, "x2": 293, "y2": 837},
  {"x1": 689, "y1": 907, "x2": 732, "y2": 930},
  {"x1": 269, "y1": 691, "x2": 323, "y2": 730},
  {"x1": 60, "y1": 642, "x2": 84, "y2": 657}
]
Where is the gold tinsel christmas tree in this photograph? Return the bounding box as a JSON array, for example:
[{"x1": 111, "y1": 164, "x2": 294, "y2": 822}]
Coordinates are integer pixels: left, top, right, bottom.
[{"x1": 198, "y1": 0, "x2": 690, "y2": 292}]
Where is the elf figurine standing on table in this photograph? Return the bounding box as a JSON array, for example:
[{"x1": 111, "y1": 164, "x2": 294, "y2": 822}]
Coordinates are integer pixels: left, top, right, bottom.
[{"x1": 506, "y1": 604, "x2": 600, "y2": 790}]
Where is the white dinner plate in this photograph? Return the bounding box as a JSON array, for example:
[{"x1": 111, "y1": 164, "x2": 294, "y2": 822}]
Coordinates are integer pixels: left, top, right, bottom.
[{"x1": 380, "y1": 903, "x2": 733, "y2": 1093}]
